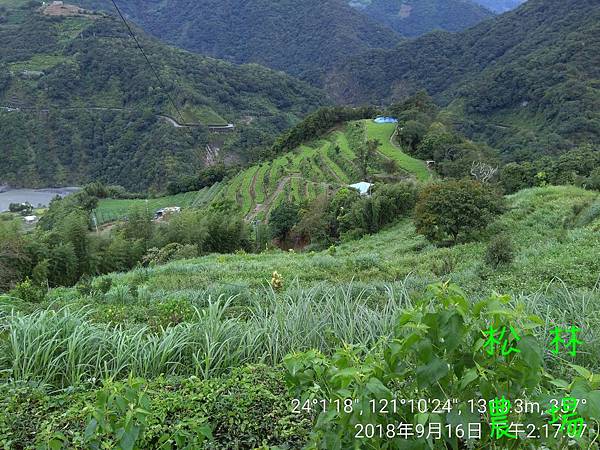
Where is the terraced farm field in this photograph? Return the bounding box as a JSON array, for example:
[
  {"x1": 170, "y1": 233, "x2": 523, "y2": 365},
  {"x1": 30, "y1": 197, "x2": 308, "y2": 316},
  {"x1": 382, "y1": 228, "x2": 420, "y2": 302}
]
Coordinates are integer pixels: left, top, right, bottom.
[
  {"x1": 93, "y1": 120, "x2": 429, "y2": 225},
  {"x1": 365, "y1": 121, "x2": 430, "y2": 181},
  {"x1": 214, "y1": 120, "x2": 428, "y2": 221},
  {"x1": 94, "y1": 183, "x2": 223, "y2": 224}
]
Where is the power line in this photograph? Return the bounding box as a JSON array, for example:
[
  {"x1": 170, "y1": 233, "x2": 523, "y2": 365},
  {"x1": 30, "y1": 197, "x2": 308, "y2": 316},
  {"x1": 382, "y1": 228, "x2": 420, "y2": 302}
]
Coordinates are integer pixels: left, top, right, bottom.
[{"x1": 108, "y1": 0, "x2": 187, "y2": 126}]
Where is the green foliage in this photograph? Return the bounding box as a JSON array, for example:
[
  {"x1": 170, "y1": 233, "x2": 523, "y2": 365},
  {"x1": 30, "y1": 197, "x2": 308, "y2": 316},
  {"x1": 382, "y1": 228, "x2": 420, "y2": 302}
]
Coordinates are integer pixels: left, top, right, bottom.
[
  {"x1": 0, "y1": 8, "x2": 325, "y2": 191},
  {"x1": 485, "y1": 234, "x2": 516, "y2": 269},
  {"x1": 398, "y1": 120, "x2": 427, "y2": 153},
  {"x1": 1, "y1": 366, "x2": 303, "y2": 449},
  {"x1": 284, "y1": 283, "x2": 600, "y2": 449},
  {"x1": 0, "y1": 189, "x2": 251, "y2": 292},
  {"x1": 75, "y1": 0, "x2": 399, "y2": 83},
  {"x1": 330, "y1": 0, "x2": 600, "y2": 156},
  {"x1": 83, "y1": 378, "x2": 153, "y2": 450},
  {"x1": 270, "y1": 201, "x2": 300, "y2": 241},
  {"x1": 269, "y1": 106, "x2": 379, "y2": 157},
  {"x1": 294, "y1": 182, "x2": 418, "y2": 247},
  {"x1": 499, "y1": 146, "x2": 600, "y2": 194},
  {"x1": 142, "y1": 243, "x2": 198, "y2": 267},
  {"x1": 415, "y1": 180, "x2": 505, "y2": 244},
  {"x1": 8, "y1": 277, "x2": 45, "y2": 303},
  {"x1": 352, "y1": 0, "x2": 494, "y2": 37}
]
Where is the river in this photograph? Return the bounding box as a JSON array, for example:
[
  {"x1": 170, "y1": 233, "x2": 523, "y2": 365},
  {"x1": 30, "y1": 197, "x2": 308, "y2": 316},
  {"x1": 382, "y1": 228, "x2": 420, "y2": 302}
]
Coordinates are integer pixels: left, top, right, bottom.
[{"x1": 0, "y1": 187, "x2": 80, "y2": 212}]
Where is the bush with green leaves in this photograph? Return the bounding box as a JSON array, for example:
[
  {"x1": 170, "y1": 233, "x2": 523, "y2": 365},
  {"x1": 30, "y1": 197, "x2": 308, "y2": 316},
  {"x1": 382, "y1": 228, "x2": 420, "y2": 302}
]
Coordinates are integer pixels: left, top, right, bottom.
[
  {"x1": 8, "y1": 278, "x2": 45, "y2": 304},
  {"x1": 270, "y1": 201, "x2": 301, "y2": 241},
  {"x1": 485, "y1": 235, "x2": 516, "y2": 268},
  {"x1": 415, "y1": 180, "x2": 505, "y2": 244},
  {"x1": 1, "y1": 366, "x2": 309, "y2": 449},
  {"x1": 142, "y1": 243, "x2": 198, "y2": 267},
  {"x1": 284, "y1": 283, "x2": 600, "y2": 449}
]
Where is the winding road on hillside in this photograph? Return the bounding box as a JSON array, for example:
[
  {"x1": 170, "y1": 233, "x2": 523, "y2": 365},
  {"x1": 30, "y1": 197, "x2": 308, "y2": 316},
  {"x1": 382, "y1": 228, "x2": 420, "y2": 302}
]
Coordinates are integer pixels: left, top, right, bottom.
[{"x1": 0, "y1": 105, "x2": 235, "y2": 132}]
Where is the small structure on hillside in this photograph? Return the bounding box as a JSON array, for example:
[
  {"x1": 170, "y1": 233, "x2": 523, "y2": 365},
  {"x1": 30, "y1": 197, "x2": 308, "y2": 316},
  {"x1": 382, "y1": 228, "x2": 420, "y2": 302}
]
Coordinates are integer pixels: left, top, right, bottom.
[
  {"x1": 154, "y1": 206, "x2": 181, "y2": 221},
  {"x1": 349, "y1": 182, "x2": 373, "y2": 197},
  {"x1": 23, "y1": 215, "x2": 38, "y2": 225}
]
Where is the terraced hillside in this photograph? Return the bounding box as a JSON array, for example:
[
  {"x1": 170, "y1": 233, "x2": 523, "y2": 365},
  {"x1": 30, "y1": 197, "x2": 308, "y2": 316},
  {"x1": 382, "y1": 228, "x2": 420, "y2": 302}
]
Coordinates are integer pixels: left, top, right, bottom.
[{"x1": 215, "y1": 120, "x2": 430, "y2": 221}]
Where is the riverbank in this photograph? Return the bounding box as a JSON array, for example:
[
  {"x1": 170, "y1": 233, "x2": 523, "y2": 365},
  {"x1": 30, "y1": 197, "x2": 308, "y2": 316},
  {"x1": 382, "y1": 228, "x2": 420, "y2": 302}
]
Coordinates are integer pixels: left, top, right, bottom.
[{"x1": 0, "y1": 187, "x2": 80, "y2": 212}]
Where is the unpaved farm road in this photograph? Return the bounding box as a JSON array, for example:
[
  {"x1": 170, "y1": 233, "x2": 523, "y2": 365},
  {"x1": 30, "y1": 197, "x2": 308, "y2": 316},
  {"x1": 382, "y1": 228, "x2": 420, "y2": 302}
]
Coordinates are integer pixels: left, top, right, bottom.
[{"x1": 0, "y1": 106, "x2": 235, "y2": 132}]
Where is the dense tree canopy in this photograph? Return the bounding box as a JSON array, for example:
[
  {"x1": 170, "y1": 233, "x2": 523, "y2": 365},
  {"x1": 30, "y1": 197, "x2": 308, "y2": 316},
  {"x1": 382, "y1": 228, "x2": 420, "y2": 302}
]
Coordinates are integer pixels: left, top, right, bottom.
[
  {"x1": 0, "y1": 4, "x2": 326, "y2": 190},
  {"x1": 329, "y1": 0, "x2": 600, "y2": 160},
  {"x1": 75, "y1": 0, "x2": 401, "y2": 84},
  {"x1": 350, "y1": 0, "x2": 494, "y2": 37},
  {"x1": 415, "y1": 179, "x2": 505, "y2": 243}
]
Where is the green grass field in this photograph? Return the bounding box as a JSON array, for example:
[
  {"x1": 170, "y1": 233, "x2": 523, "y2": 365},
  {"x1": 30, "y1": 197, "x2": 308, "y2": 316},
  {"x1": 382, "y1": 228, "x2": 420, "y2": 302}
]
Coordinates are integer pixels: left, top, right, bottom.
[
  {"x1": 365, "y1": 121, "x2": 430, "y2": 181},
  {"x1": 254, "y1": 164, "x2": 269, "y2": 204},
  {"x1": 94, "y1": 188, "x2": 218, "y2": 224}
]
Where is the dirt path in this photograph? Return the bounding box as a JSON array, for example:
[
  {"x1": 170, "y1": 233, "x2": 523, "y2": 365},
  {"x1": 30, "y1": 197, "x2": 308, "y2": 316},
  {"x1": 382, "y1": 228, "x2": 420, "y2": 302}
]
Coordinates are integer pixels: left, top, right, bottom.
[
  {"x1": 249, "y1": 167, "x2": 259, "y2": 204},
  {"x1": 246, "y1": 175, "x2": 297, "y2": 223}
]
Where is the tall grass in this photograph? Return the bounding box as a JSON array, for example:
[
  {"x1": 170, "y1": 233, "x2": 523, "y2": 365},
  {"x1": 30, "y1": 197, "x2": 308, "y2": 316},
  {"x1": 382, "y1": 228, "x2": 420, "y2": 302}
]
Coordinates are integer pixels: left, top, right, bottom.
[
  {"x1": 0, "y1": 284, "x2": 413, "y2": 388},
  {"x1": 521, "y1": 278, "x2": 600, "y2": 371},
  {"x1": 2, "y1": 279, "x2": 599, "y2": 388}
]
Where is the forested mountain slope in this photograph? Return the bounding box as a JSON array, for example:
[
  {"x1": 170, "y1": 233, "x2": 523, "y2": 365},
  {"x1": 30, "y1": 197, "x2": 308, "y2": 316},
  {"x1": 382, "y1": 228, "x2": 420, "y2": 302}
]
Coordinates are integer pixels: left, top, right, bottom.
[
  {"x1": 74, "y1": 0, "x2": 402, "y2": 83},
  {"x1": 330, "y1": 0, "x2": 600, "y2": 159},
  {"x1": 0, "y1": 1, "x2": 326, "y2": 190},
  {"x1": 472, "y1": 0, "x2": 526, "y2": 12},
  {"x1": 349, "y1": 0, "x2": 494, "y2": 37}
]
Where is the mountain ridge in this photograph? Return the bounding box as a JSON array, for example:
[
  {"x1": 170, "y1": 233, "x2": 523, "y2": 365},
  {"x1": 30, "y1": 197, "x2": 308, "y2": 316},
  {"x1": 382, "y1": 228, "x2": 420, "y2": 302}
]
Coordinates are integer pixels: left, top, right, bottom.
[
  {"x1": 74, "y1": 0, "x2": 402, "y2": 84},
  {"x1": 328, "y1": 0, "x2": 600, "y2": 159},
  {"x1": 349, "y1": 0, "x2": 495, "y2": 37}
]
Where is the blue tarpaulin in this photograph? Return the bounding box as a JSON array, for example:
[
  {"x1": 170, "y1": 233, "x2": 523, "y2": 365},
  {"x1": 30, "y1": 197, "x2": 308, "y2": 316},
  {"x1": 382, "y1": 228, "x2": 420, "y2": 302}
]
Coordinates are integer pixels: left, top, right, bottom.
[{"x1": 374, "y1": 116, "x2": 398, "y2": 124}]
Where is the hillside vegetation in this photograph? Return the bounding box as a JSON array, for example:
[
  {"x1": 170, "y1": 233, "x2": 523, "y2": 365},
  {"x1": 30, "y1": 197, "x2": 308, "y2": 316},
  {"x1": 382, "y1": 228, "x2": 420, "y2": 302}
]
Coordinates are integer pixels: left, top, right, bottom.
[
  {"x1": 331, "y1": 0, "x2": 600, "y2": 159},
  {"x1": 74, "y1": 0, "x2": 402, "y2": 84},
  {"x1": 94, "y1": 184, "x2": 224, "y2": 224},
  {"x1": 0, "y1": 1, "x2": 326, "y2": 190},
  {"x1": 2, "y1": 185, "x2": 600, "y2": 448},
  {"x1": 85, "y1": 186, "x2": 600, "y2": 300},
  {"x1": 1, "y1": 0, "x2": 600, "y2": 447},
  {"x1": 472, "y1": 0, "x2": 525, "y2": 12},
  {"x1": 215, "y1": 120, "x2": 429, "y2": 222},
  {"x1": 349, "y1": 0, "x2": 494, "y2": 37}
]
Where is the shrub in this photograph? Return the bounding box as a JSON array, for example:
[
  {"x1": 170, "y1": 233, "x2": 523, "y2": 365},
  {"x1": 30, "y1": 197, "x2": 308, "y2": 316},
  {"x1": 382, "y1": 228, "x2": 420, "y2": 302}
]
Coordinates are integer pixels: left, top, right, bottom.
[
  {"x1": 284, "y1": 283, "x2": 600, "y2": 449},
  {"x1": 269, "y1": 201, "x2": 300, "y2": 241},
  {"x1": 2, "y1": 366, "x2": 310, "y2": 449},
  {"x1": 485, "y1": 235, "x2": 516, "y2": 268},
  {"x1": 415, "y1": 179, "x2": 505, "y2": 244},
  {"x1": 351, "y1": 254, "x2": 380, "y2": 271},
  {"x1": 8, "y1": 278, "x2": 45, "y2": 303},
  {"x1": 431, "y1": 251, "x2": 456, "y2": 276},
  {"x1": 105, "y1": 284, "x2": 134, "y2": 304},
  {"x1": 93, "y1": 277, "x2": 113, "y2": 295},
  {"x1": 142, "y1": 243, "x2": 198, "y2": 267}
]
